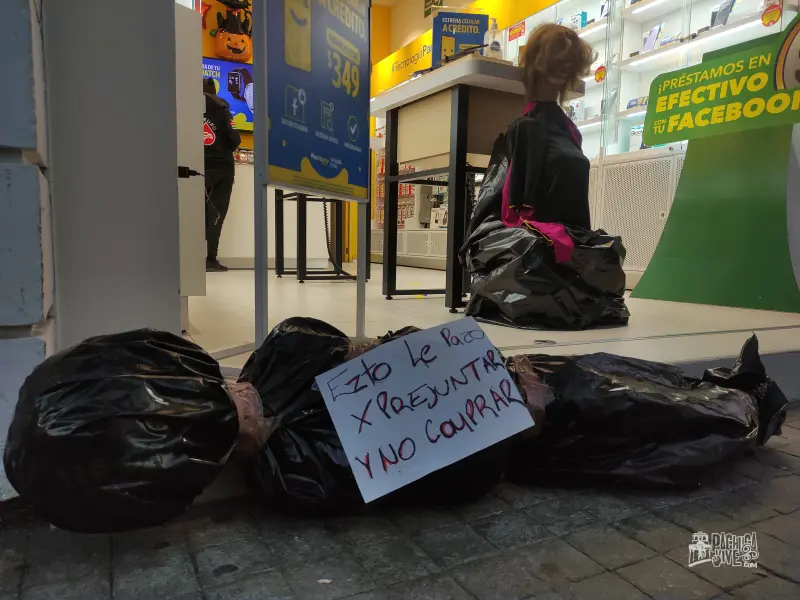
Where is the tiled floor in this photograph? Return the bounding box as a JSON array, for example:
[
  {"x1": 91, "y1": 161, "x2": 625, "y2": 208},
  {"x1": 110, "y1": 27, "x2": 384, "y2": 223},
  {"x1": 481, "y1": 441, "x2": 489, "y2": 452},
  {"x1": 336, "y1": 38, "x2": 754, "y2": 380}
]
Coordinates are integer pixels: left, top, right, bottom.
[
  {"x1": 187, "y1": 265, "x2": 800, "y2": 369},
  {"x1": 2, "y1": 410, "x2": 799, "y2": 600}
]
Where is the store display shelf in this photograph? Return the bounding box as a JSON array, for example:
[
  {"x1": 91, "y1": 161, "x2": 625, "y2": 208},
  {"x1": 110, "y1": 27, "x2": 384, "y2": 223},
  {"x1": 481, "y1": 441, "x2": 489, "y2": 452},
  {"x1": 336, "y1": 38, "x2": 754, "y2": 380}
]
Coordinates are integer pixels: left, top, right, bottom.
[
  {"x1": 615, "y1": 106, "x2": 648, "y2": 119},
  {"x1": 623, "y1": 0, "x2": 684, "y2": 24},
  {"x1": 578, "y1": 17, "x2": 609, "y2": 43},
  {"x1": 618, "y1": 13, "x2": 763, "y2": 71},
  {"x1": 582, "y1": 74, "x2": 604, "y2": 90},
  {"x1": 576, "y1": 115, "x2": 603, "y2": 129}
]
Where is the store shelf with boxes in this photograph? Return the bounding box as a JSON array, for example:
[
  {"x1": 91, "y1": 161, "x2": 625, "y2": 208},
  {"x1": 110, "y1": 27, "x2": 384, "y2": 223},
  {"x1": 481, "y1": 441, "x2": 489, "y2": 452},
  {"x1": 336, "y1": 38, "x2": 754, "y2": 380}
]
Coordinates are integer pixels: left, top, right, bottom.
[{"x1": 370, "y1": 0, "x2": 797, "y2": 286}]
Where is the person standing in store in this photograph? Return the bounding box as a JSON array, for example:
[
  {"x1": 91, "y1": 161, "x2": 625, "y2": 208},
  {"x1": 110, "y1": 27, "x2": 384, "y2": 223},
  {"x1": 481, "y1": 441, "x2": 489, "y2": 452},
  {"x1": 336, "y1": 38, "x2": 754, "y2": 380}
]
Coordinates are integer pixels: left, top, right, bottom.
[{"x1": 203, "y1": 77, "x2": 240, "y2": 272}]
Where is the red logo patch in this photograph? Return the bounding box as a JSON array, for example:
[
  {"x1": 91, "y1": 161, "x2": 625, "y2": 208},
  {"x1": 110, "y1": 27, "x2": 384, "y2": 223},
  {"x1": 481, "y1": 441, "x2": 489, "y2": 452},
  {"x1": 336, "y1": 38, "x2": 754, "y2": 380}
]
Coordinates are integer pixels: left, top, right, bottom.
[{"x1": 203, "y1": 122, "x2": 216, "y2": 146}]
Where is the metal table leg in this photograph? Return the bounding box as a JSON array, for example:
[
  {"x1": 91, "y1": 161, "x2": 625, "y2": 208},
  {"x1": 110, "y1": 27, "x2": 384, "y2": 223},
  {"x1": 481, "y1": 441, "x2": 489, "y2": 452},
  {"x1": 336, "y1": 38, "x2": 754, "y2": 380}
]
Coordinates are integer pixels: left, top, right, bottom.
[
  {"x1": 382, "y1": 107, "x2": 399, "y2": 299},
  {"x1": 446, "y1": 85, "x2": 470, "y2": 313},
  {"x1": 275, "y1": 188, "x2": 285, "y2": 277},
  {"x1": 296, "y1": 193, "x2": 307, "y2": 283},
  {"x1": 356, "y1": 200, "x2": 368, "y2": 339}
]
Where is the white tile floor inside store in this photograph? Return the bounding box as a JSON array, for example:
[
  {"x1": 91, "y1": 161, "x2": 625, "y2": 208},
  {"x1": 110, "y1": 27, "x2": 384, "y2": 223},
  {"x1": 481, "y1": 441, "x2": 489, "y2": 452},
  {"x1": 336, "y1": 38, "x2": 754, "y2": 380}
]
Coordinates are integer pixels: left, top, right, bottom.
[{"x1": 187, "y1": 264, "x2": 800, "y2": 370}]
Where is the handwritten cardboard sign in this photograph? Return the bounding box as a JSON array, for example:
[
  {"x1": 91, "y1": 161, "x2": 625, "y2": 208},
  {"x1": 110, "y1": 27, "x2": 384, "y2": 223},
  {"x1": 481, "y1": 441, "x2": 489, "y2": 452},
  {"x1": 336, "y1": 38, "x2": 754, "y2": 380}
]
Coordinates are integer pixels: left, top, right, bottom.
[{"x1": 315, "y1": 318, "x2": 535, "y2": 503}]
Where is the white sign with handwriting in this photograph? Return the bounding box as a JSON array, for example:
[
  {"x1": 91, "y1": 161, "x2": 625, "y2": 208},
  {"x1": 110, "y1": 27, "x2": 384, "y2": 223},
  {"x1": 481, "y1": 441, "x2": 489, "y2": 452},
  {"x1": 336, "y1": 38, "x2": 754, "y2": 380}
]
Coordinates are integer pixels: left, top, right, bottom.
[{"x1": 315, "y1": 318, "x2": 535, "y2": 503}]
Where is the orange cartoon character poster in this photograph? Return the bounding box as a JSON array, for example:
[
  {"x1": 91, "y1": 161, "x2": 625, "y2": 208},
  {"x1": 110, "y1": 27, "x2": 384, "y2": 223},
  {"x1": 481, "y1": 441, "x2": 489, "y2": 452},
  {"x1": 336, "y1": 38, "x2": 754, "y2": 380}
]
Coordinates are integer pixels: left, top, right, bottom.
[{"x1": 202, "y1": 0, "x2": 253, "y2": 64}]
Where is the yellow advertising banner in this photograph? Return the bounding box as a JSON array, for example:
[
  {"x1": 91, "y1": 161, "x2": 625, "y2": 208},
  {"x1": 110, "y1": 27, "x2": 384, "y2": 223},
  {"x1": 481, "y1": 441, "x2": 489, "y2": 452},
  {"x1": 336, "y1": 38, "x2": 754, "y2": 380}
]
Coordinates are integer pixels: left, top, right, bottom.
[{"x1": 371, "y1": 0, "x2": 558, "y2": 97}]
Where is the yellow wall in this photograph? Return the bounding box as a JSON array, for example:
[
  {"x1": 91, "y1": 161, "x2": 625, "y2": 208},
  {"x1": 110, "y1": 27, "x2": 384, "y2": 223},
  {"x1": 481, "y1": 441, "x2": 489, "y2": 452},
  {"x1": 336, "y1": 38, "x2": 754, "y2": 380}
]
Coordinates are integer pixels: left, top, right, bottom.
[
  {"x1": 371, "y1": 4, "x2": 393, "y2": 64},
  {"x1": 345, "y1": 2, "x2": 393, "y2": 260},
  {"x1": 390, "y1": 0, "x2": 472, "y2": 51},
  {"x1": 371, "y1": 0, "x2": 559, "y2": 97}
]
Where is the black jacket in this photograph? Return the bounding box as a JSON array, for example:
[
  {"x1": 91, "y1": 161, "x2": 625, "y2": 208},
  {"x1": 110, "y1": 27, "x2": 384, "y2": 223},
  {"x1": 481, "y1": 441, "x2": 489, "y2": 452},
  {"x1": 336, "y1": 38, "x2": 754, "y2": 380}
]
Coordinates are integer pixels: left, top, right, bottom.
[{"x1": 204, "y1": 93, "x2": 241, "y2": 169}]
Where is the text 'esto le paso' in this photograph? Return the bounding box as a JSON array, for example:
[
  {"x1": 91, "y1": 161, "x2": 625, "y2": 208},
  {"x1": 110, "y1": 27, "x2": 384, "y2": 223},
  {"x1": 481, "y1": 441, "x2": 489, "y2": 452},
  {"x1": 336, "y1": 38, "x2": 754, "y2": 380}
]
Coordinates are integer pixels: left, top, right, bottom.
[{"x1": 324, "y1": 327, "x2": 526, "y2": 480}]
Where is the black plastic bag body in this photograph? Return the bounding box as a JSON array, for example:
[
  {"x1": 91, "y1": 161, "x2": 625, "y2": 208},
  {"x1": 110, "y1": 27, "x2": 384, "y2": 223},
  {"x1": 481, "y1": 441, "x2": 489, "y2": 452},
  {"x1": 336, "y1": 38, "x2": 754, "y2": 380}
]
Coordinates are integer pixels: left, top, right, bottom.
[
  {"x1": 459, "y1": 133, "x2": 629, "y2": 330},
  {"x1": 462, "y1": 223, "x2": 630, "y2": 330},
  {"x1": 506, "y1": 336, "x2": 784, "y2": 488},
  {"x1": 240, "y1": 317, "x2": 510, "y2": 516},
  {"x1": 3, "y1": 330, "x2": 238, "y2": 533}
]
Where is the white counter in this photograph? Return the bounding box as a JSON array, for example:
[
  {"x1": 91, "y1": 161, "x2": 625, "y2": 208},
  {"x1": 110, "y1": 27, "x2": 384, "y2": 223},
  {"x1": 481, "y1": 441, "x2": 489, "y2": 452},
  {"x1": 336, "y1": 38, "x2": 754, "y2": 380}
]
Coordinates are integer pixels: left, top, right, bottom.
[
  {"x1": 217, "y1": 164, "x2": 330, "y2": 269},
  {"x1": 370, "y1": 54, "x2": 584, "y2": 118}
]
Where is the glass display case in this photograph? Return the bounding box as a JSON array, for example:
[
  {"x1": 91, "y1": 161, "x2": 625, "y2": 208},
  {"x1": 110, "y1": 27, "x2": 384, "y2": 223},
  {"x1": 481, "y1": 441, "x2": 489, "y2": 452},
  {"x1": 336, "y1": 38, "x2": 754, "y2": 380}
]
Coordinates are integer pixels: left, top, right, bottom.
[{"x1": 502, "y1": 0, "x2": 796, "y2": 157}]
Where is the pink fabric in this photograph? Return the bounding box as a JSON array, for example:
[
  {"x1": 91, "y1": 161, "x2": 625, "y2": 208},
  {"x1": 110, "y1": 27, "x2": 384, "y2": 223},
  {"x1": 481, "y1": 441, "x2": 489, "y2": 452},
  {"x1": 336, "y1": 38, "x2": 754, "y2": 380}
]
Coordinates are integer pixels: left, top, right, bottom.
[{"x1": 525, "y1": 221, "x2": 575, "y2": 263}]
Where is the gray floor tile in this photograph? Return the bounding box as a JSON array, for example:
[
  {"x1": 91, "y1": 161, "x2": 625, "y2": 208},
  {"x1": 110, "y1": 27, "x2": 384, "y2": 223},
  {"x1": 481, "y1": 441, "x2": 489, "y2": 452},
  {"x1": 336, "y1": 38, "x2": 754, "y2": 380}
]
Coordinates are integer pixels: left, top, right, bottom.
[
  {"x1": 451, "y1": 493, "x2": 511, "y2": 521},
  {"x1": 353, "y1": 537, "x2": 439, "y2": 586},
  {"x1": 517, "y1": 539, "x2": 605, "y2": 584},
  {"x1": 586, "y1": 494, "x2": 645, "y2": 523},
  {"x1": 753, "y1": 511, "x2": 800, "y2": 547},
  {"x1": 492, "y1": 484, "x2": 557, "y2": 509},
  {"x1": 654, "y1": 502, "x2": 739, "y2": 533},
  {"x1": 744, "y1": 530, "x2": 800, "y2": 583},
  {"x1": 732, "y1": 458, "x2": 792, "y2": 482},
  {"x1": 112, "y1": 544, "x2": 199, "y2": 600},
  {"x1": 113, "y1": 523, "x2": 188, "y2": 554},
  {"x1": 449, "y1": 552, "x2": 550, "y2": 600},
  {"x1": 204, "y1": 570, "x2": 294, "y2": 600},
  {"x1": 565, "y1": 525, "x2": 655, "y2": 570},
  {"x1": 470, "y1": 510, "x2": 554, "y2": 549},
  {"x1": 284, "y1": 554, "x2": 375, "y2": 600},
  {"x1": 326, "y1": 514, "x2": 403, "y2": 547},
  {"x1": 389, "y1": 508, "x2": 461, "y2": 535},
  {"x1": 745, "y1": 475, "x2": 800, "y2": 514},
  {"x1": 413, "y1": 523, "x2": 495, "y2": 569},
  {"x1": 20, "y1": 579, "x2": 110, "y2": 600},
  {"x1": 523, "y1": 502, "x2": 598, "y2": 537},
  {"x1": 264, "y1": 520, "x2": 349, "y2": 565},
  {"x1": 663, "y1": 547, "x2": 766, "y2": 591},
  {"x1": 752, "y1": 448, "x2": 800, "y2": 476},
  {"x1": 194, "y1": 537, "x2": 276, "y2": 588},
  {"x1": 730, "y1": 576, "x2": 800, "y2": 599},
  {"x1": 0, "y1": 550, "x2": 24, "y2": 594},
  {"x1": 384, "y1": 574, "x2": 473, "y2": 600},
  {"x1": 615, "y1": 512, "x2": 692, "y2": 553},
  {"x1": 699, "y1": 491, "x2": 778, "y2": 527},
  {"x1": 555, "y1": 572, "x2": 648, "y2": 600},
  {"x1": 617, "y1": 556, "x2": 723, "y2": 600},
  {"x1": 23, "y1": 547, "x2": 108, "y2": 590}
]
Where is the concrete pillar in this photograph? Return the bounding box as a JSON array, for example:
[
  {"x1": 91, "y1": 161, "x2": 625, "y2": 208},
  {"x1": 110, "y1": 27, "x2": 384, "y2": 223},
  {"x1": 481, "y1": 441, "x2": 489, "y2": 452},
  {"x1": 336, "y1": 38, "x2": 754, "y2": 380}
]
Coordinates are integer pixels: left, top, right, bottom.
[
  {"x1": 1, "y1": 0, "x2": 184, "y2": 500},
  {"x1": 0, "y1": 0, "x2": 52, "y2": 501},
  {"x1": 45, "y1": 0, "x2": 182, "y2": 348}
]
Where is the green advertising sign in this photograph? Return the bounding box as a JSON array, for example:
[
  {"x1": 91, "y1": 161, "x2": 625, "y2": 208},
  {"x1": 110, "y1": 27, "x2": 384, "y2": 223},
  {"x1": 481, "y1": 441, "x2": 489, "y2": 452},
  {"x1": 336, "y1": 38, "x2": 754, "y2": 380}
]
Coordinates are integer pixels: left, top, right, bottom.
[
  {"x1": 644, "y1": 16, "x2": 800, "y2": 146},
  {"x1": 425, "y1": 0, "x2": 445, "y2": 19}
]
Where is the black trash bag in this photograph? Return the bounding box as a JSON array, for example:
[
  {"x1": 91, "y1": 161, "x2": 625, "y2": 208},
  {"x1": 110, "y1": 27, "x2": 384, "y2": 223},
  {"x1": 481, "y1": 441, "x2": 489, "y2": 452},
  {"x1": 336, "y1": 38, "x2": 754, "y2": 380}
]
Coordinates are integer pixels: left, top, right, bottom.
[
  {"x1": 461, "y1": 223, "x2": 630, "y2": 330},
  {"x1": 506, "y1": 335, "x2": 782, "y2": 488},
  {"x1": 240, "y1": 317, "x2": 511, "y2": 515},
  {"x1": 459, "y1": 133, "x2": 629, "y2": 330},
  {"x1": 701, "y1": 335, "x2": 787, "y2": 444},
  {"x1": 3, "y1": 330, "x2": 238, "y2": 533}
]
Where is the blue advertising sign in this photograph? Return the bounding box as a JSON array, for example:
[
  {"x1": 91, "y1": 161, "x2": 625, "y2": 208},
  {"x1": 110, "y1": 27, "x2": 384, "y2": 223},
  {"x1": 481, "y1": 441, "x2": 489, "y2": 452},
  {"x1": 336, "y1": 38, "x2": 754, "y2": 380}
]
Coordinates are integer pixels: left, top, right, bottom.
[
  {"x1": 202, "y1": 58, "x2": 254, "y2": 131},
  {"x1": 431, "y1": 12, "x2": 488, "y2": 68},
  {"x1": 265, "y1": 0, "x2": 370, "y2": 199}
]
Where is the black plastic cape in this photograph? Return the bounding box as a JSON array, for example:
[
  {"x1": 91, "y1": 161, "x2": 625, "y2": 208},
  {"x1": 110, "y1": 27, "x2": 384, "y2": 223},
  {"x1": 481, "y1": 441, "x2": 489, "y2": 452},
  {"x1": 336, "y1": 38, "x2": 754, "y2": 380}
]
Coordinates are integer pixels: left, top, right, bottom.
[
  {"x1": 239, "y1": 317, "x2": 510, "y2": 515},
  {"x1": 506, "y1": 335, "x2": 787, "y2": 487},
  {"x1": 3, "y1": 330, "x2": 238, "y2": 533},
  {"x1": 459, "y1": 133, "x2": 630, "y2": 330}
]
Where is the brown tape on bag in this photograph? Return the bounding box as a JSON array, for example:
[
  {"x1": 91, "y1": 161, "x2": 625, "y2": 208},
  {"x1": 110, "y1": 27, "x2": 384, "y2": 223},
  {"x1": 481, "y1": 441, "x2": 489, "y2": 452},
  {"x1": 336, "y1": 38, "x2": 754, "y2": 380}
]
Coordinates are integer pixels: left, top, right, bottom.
[
  {"x1": 227, "y1": 382, "x2": 277, "y2": 457},
  {"x1": 506, "y1": 355, "x2": 553, "y2": 439},
  {"x1": 348, "y1": 338, "x2": 381, "y2": 360}
]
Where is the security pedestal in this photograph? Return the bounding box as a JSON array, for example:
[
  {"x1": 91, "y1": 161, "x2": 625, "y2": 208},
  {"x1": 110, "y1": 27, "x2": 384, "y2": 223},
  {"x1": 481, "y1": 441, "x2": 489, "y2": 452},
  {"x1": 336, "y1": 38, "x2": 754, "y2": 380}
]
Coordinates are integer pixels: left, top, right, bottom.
[{"x1": 274, "y1": 189, "x2": 356, "y2": 283}]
